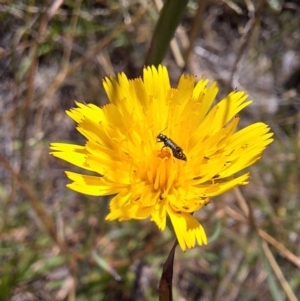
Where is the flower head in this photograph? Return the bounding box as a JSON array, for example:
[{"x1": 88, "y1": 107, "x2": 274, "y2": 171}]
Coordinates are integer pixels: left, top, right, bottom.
[{"x1": 50, "y1": 65, "x2": 273, "y2": 251}]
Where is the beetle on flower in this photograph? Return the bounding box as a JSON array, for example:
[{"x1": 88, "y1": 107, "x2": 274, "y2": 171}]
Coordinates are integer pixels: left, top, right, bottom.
[{"x1": 157, "y1": 132, "x2": 187, "y2": 161}]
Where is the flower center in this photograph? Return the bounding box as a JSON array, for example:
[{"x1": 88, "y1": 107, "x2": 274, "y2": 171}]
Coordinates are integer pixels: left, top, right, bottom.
[
  {"x1": 138, "y1": 148, "x2": 179, "y2": 198},
  {"x1": 157, "y1": 147, "x2": 172, "y2": 160}
]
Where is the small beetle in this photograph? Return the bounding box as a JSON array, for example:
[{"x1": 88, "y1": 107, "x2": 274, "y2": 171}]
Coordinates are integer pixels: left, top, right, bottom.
[{"x1": 157, "y1": 133, "x2": 187, "y2": 161}]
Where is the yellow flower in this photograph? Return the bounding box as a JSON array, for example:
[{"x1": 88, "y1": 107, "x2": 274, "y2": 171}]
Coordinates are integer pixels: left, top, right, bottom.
[{"x1": 50, "y1": 65, "x2": 273, "y2": 251}]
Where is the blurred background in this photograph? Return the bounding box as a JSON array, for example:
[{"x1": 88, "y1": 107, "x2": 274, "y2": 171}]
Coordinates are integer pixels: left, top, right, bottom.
[{"x1": 0, "y1": 0, "x2": 300, "y2": 300}]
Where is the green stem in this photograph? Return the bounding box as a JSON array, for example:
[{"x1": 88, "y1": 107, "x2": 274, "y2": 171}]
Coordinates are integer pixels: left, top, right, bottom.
[{"x1": 145, "y1": 0, "x2": 189, "y2": 66}]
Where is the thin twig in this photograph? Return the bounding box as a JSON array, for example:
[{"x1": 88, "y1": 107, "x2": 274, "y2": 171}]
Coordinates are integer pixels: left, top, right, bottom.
[
  {"x1": 232, "y1": 187, "x2": 298, "y2": 299},
  {"x1": 232, "y1": 188, "x2": 300, "y2": 269},
  {"x1": 41, "y1": 6, "x2": 146, "y2": 104},
  {"x1": 20, "y1": 2, "x2": 63, "y2": 174},
  {"x1": 225, "y1": 205, "x2": 300, "y2": 269},
  {"x1": 229, "y1": 0, "x2": 265, "y2": 90},
  {"x1": 258, "y1": 229, "x2": 300, "y2": 269},
  {"x1": 0, "y1": 154, "x2": 78, "y2": 285},
  {"x1": 262, "y1": 241, "x2": 298, "y2": 301},
  {"x1": 183, "y1": 0, "x2": 207, "y2": 68}
]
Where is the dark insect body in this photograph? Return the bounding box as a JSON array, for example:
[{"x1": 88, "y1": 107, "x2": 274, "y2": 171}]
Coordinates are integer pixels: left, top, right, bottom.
[{"x1": 157, "y1": 133, "x2": 187, "y2": 161}]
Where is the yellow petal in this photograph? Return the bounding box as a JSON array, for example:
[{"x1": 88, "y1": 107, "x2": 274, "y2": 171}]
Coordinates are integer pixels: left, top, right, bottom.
[
  {"x1": 50, "y1": 143, "x2": 94, "y2": 171},
  {"x1": 66, "y1": 171, "x2": 126, "y2": 196},
  {"x1": 168, "y1": 205, "x2": 207, "y2": 251}
]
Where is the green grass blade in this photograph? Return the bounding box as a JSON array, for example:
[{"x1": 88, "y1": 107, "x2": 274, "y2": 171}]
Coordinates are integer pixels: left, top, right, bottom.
[{"x1": 145, "y1": 0, "x2": 189, "y2": 66}]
